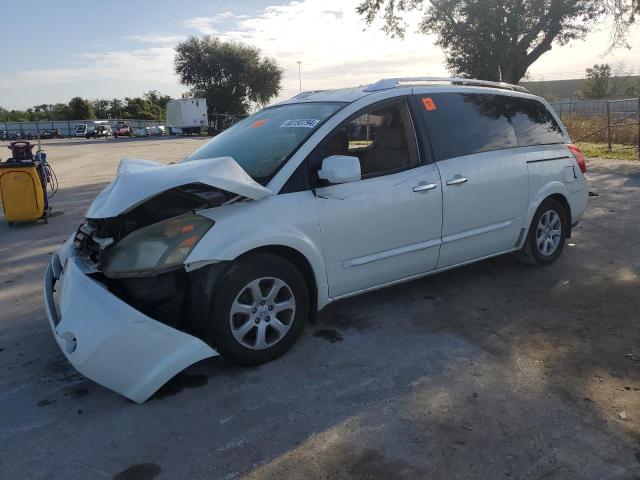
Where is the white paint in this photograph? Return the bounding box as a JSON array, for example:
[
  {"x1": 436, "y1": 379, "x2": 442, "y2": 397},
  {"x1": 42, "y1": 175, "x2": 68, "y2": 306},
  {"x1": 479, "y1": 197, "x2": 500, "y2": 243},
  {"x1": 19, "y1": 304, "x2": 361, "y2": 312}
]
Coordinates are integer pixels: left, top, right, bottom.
[
  {"x1": 46, "y1": 82, "x2": 589, "y2": 402},
  {"x1": 44, "y1": 245, "x2": 218, "y2": 404},
  {"x1": 317, "y1": 155, "x2": 361, "y2": 184},
  {"x1": 85, "y1": 156, "x2": 272, "y2": 218}
]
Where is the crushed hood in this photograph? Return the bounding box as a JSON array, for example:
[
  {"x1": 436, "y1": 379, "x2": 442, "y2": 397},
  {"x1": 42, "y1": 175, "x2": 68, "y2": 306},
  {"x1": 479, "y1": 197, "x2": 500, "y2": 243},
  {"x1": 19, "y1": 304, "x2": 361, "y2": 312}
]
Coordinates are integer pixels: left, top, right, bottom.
[{"x1": 86, "y1": 156, "x2": 273, "y2": 219}]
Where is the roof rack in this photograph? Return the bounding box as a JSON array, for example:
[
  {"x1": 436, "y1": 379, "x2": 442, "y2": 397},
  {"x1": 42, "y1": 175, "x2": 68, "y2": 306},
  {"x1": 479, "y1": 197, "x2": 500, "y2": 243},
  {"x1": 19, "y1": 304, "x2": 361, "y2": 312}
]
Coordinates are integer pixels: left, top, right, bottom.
[{"x1": 363, "y1": 77, "x2": 529, "y2": 94}]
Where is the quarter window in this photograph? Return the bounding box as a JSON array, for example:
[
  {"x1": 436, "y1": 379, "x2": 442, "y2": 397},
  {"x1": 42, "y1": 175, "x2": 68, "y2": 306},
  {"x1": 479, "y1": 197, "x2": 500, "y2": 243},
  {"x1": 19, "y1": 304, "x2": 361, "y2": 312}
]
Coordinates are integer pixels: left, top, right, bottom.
[
  {"x1": 316, "y1": 101, "x2": 419, "y2": 178},
  {"x1": 506, "y1": 97, "x2": 565, "y2": 146}
]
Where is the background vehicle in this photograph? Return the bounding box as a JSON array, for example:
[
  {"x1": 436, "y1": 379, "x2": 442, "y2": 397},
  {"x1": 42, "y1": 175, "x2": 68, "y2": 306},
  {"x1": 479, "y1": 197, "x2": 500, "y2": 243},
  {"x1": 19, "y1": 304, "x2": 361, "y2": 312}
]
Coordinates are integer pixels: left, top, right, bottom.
[
  {"x1": 166, "y1": 98, "x2": 207, "y2": 135},
  {"x1": 85, "y1": 125, "x2": 112, "y2": 139},
  {"x1": 147, "y1": 125, "x2": 164, "y2": 136},
  {"x1": 113, "y1": 122, "x2": 133, "y2": 138},
  {"x1": 39, "y1": 129, "x2": 64, "y2": 139},
  {"x1": 74, "y1": 124, "x2": 87, "y2": 137},
  {"x1": 45, "y1": 77, "x2": 589, "y2": 402},
  {"x1": 133, "y1": 127, "x2": 148, "y2": 137}
]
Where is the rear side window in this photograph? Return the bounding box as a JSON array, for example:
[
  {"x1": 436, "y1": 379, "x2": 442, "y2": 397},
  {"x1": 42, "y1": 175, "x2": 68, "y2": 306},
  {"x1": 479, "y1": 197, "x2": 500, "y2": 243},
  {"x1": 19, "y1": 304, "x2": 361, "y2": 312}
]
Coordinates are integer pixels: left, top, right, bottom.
[
  {"x1": 415, "y1": 93, "x2": 518, "y2": 161},
  {"x1": 506, "y1": 97, "x2": 565, "y2": 146}
]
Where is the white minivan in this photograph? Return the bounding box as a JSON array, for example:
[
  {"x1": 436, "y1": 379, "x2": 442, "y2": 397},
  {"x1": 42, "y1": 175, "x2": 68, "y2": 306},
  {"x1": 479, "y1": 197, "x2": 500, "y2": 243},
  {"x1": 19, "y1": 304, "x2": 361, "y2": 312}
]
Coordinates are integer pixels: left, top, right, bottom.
[{"x1": 44, "y1": 78, "x2": 588, "y2": 402}]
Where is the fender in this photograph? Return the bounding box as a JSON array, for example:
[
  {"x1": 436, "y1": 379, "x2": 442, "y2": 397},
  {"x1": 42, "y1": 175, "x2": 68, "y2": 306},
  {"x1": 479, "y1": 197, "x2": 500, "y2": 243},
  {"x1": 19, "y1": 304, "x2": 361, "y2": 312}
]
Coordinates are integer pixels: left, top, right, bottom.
[{"x1": 186, "y1": 192, "x2": 330, "y2": 308}]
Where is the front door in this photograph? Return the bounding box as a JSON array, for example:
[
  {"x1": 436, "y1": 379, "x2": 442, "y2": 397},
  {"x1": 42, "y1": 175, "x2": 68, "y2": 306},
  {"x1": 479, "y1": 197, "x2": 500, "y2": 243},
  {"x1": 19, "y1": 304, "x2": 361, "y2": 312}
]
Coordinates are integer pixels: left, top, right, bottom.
[{"x1": 312, "y1": 99, "x2": 443, "y2": 298}]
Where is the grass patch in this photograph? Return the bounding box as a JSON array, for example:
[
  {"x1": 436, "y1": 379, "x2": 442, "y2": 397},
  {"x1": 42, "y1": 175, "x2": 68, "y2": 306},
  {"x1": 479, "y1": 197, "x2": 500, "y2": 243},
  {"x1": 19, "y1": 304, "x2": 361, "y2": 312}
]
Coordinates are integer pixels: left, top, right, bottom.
[
  {"x1": 562, "y1": 114, "x2": 638, "y2": 145},
  {"x1": 577, "y1": 142, "x2": 639, "y2": 161}
]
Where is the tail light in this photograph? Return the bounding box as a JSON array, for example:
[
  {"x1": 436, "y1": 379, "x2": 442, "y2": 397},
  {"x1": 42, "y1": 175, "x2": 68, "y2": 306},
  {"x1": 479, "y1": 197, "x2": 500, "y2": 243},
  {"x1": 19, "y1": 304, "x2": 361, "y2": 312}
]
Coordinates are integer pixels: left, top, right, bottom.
[{"x1": 568, "y1": 144, "x2": 587, "y2": 174}]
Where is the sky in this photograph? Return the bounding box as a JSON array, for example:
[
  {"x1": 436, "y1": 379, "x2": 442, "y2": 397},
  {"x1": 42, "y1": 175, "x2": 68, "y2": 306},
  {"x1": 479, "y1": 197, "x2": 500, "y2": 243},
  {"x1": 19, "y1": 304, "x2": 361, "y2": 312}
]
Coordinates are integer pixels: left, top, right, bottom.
[{"x1": 2, "y1": 0, "x2": 640, "y2": 110}]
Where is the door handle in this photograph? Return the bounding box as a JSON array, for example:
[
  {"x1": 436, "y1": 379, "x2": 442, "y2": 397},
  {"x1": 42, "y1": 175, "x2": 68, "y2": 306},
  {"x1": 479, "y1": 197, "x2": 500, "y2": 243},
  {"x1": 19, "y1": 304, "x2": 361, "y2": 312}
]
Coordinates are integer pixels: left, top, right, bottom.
[
  {"x1": 446, "y1": 177, "x2": 468, "y2": 186},
  {"x1": 412, "y1": 183, "x2": 438, "y2": 192}
]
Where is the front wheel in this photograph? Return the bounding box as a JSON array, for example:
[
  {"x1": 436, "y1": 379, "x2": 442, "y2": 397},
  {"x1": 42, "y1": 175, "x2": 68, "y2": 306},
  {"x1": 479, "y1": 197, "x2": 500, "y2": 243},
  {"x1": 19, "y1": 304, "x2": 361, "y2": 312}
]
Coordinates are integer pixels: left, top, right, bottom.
[
  {"x1": 205, "y1": 254, "x2": 309, "y2": 366},
  {"x1": 519, "y1": 198, "x2": 568, "y2": 266}
]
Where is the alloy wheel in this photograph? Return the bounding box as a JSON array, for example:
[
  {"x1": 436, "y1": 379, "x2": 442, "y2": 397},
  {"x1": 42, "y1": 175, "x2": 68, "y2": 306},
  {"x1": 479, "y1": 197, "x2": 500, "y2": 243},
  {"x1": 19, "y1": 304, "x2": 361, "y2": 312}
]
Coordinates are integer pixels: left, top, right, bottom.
[
  {"x1": 536, "y1": 210, "x2": 562, "y2": 256},
  {"x1": 229, "y1": 277, "x2": 296, "y2": 350}
]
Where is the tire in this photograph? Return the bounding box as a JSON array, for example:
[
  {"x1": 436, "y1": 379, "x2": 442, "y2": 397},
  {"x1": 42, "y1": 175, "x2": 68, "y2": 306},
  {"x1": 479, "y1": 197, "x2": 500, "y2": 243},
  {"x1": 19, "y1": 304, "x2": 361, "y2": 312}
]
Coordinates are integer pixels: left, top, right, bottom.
[
  {"x1": 519, "y1": 198, "x2": 568, "y2": 266},
  {"x1": 204, "y1": 254, "x2": 310, "y2": 366}
]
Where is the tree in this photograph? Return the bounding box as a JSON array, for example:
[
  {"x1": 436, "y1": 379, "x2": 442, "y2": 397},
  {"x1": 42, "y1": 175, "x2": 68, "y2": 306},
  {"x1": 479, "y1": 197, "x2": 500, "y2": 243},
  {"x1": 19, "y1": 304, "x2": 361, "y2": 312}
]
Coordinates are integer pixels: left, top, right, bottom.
[
  {"x1": 357, "y1": 0, "x2": 640, "y2": 85},
  {"x1": 68, "y1": 97, "x2": 95, "y2": 119},
  {"x1": 53, "y1": 104, "x2": 72, "y2": 120},
  {"x1": 624, "y1": 77, "x2": 640, "y2": 97},
  {"x1": 174, "y1": 36, "x2": 283, "y2": 114},
  {"x1": 109, "y1": 99, "x2": 124, "y2": 118},
  {"x1": 608, "y1": 62, "x2": 631, "y2": 99},
  {"x1": 605, "y1": 0, "x2": 640, "y2": 48},
  {"x1": 144, "y1": 90, "x2": 172, "y2": 111},
  {"x1": 92, "y1": 99, "x2": 112, "y2": 119},
  {"x1": 579, "y1": 64, "x2": 612, "y2": 99},
  {"x1": 121, "y1": 97, "x2": 165, "y2": 121}
]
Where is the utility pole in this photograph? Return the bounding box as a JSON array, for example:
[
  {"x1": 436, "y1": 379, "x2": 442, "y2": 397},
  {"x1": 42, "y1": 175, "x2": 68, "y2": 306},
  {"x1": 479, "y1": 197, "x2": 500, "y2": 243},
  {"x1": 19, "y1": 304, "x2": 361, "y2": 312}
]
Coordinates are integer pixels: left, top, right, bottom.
[{"x1": 297, "y1": 61, "x2": 302, "y2": 93}]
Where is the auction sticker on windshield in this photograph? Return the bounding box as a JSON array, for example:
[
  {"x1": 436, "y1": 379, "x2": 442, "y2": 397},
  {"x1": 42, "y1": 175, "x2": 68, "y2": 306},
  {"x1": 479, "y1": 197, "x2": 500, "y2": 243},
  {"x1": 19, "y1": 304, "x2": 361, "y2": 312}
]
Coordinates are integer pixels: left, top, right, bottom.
[{"x1": 280, "y1": 119, "x2": 320, "y2": 128}]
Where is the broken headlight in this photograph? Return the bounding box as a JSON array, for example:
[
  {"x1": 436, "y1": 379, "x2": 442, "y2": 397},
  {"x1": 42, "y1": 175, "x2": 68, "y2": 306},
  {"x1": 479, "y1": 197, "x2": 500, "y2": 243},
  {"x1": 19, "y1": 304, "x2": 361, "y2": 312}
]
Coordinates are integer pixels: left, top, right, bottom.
[{"x1": 102, "y1": 212, "x2": 214, "y2": 278}]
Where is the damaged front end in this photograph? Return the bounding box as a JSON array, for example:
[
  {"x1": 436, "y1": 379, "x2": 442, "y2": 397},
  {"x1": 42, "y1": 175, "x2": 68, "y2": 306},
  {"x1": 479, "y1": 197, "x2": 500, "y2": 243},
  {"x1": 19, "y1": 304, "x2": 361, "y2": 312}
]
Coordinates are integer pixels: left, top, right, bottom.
[
  {"x1": 44, "y1": 156, "x2": 272, "y2": 402},
  {"x1": 76, "y1": 183, "x2": 232, "y2": 328}
]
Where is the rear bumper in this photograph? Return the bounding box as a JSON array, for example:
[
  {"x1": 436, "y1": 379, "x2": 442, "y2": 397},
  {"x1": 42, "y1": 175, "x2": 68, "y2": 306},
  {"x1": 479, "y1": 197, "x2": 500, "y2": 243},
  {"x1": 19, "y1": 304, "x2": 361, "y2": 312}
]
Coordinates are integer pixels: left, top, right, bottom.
[{"x1": 43, "y1": 239, "x2": 218, "y2": 403}]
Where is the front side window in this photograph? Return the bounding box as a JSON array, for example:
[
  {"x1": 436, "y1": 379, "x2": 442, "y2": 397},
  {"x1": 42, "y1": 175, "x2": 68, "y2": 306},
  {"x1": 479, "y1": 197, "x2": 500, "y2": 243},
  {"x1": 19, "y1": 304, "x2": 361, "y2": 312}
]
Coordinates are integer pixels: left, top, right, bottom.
[
  {"x1": 315, "y1": 100, "x2": 419, "y2": 178},
  {"x1": 416, "y1": 93, "x2": 519, "y2": 161},
  {"x1": 186, "y1": 102, "x2": 344, "y2": 185}
]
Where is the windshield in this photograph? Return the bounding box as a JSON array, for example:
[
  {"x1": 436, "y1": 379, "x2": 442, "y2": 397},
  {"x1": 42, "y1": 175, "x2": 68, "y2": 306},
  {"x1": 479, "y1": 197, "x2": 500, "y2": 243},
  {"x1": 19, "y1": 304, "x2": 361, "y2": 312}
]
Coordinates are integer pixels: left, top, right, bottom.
[{"x1": 185, "y1": 102, "x2": 345, "y2": 184}]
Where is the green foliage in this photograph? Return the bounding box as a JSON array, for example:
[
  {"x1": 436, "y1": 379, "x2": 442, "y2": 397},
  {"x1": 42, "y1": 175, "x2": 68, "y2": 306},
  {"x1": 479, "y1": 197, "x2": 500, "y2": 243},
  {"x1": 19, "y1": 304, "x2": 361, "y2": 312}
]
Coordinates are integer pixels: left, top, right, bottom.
[
  {"x1": 92, "y1": 99, "x2": 111, "y2": 119},
  {"x1": 357, "y1": 0, "x2": 636, "y2": 84},
  {"x1": 0, "y1": 90, "x2": 172, "y2": 122},
  {"x1": 68, "y1": 97, "x2": 95, "y2": 119},
  {"x1": 174, "y1": 36, "x2": 283, "y2": 115},
  {"x1": 578, "y1": 64, "x2": 612, "y2": 99},
  {"x1": 119, "y1": 97, "x2": 165, "y2": 120},
  {"x1": 144, "y1": 90, "x2": 172, "y2": 110},
  {"x1": 624, "y1": 77, "x2": 640, "y2": 97}
]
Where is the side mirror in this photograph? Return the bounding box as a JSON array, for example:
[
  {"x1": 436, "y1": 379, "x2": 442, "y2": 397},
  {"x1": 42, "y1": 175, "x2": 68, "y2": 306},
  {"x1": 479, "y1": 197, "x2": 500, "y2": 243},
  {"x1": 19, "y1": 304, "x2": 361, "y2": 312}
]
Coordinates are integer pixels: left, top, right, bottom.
[{"x1": 317, "y1": 155, "x2": 361, "y2": 184}]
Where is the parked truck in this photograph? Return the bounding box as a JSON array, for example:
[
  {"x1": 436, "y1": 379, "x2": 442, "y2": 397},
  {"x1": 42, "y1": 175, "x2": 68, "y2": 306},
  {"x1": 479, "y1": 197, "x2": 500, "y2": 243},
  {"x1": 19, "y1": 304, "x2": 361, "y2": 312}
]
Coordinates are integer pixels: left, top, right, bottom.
[{"x1": 166, "y1": 98, "x2": 208, "y2": 135}]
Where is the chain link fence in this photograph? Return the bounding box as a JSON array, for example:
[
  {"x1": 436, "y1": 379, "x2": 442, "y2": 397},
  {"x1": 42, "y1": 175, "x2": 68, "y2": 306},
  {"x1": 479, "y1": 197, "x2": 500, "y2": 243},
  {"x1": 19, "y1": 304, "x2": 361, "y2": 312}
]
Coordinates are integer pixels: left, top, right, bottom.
[{"x1": 551, "y1": 98, "x2": 640, "y2": 159}]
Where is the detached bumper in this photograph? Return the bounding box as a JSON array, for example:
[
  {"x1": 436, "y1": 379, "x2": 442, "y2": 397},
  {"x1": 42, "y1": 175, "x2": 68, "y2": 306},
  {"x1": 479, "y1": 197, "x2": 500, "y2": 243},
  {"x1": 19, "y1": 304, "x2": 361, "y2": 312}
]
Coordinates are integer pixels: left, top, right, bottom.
[{"x1": 43, "y1": 241, "x2": 218, "y2": 403}]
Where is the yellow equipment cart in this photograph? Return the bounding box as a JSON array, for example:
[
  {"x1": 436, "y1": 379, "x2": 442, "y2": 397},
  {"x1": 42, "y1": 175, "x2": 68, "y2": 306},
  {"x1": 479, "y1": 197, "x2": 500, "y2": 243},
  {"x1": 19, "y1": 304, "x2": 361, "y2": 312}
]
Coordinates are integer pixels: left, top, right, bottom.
[{"x1": 0, "y1": 141, "x2": 54, "y2": 226}]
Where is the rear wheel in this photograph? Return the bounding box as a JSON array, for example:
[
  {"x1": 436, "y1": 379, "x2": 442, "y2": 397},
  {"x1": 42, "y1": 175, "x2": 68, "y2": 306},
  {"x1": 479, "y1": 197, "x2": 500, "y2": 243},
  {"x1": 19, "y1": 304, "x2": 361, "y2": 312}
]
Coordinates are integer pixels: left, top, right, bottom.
[
  {"x1": 519, "y1": 198, "x2": 568, "y2": 266},
  {"x1": 206, "y1": 254, "x2": 309, "y2": 366}
]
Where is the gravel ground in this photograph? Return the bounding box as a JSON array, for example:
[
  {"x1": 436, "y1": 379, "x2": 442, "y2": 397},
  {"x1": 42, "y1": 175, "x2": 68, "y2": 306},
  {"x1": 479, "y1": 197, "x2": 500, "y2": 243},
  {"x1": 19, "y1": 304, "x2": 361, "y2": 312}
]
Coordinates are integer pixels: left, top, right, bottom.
[{"x1": 0, "y1": 137, "x2": 639, "y2": 479}]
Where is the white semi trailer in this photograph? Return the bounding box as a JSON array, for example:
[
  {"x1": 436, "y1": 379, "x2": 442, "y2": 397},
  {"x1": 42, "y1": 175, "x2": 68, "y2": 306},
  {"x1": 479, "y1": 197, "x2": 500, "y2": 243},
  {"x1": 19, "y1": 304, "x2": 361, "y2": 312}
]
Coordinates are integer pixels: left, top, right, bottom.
[{"x1": 166, "y1": 98, "x2": 208, "y2": 135}]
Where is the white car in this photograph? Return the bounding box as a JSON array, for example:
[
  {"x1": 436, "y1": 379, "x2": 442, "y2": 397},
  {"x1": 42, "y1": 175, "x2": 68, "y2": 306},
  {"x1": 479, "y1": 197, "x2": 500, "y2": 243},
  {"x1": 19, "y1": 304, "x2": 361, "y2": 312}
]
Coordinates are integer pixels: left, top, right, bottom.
[
  {"x1": 133, "y1": 127, "x2": 149, "y2": 137},
  {"x1": 147, "y1": 125, "x2": 165, "y2": 136},
  {"x1": 44, "y1": 77, "x2": 588, "y2": 402}
]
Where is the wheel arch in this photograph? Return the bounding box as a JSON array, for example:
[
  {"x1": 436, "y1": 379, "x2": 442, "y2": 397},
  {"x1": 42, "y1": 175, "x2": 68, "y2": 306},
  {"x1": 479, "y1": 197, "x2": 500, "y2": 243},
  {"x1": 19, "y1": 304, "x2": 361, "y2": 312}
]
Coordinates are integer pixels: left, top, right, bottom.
[
  {"x1": 522, "y1": 183, "x2": 573, "y2": 246},
  {"x1": 547, "y1": 193, "x2": 572, "y2": 238}
]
